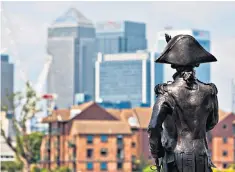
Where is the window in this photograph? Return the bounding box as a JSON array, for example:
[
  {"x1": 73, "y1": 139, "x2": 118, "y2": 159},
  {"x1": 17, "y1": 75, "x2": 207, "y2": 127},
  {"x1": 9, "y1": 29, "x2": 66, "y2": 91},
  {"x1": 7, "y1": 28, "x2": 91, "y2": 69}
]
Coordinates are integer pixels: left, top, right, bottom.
[
  {"x1": 100, "y1": 148, "x2": 108, "y2": 156},
  {"x1": 87, "y1": 162, "x2": 93, "y2": 170},
  {"x1": 100, "y1": 162, "x2": 107, "y2": 171},
  {"x1": 223, "y1": 163, "x2": 228, "y2": 168},
  {"x1": 87, "y1": 149, "x2": 93, "y2": 158},
  {"x1": 223, "y1": 137, "x2": 228, "y2": 144},
  {"x1": 117, "y1": 135, "x2": 123, "y2": 145},
  {"x1": 233, "y1": 124, "x2": 235, "y2": 135},
  {"x1": 131, "y1": 142, "x2": 136, "y2": 148},
  {"x1": 87, "y1": 135, "x2": 93, "y2": 144},
  {"x1": 117, "y1": 162, "x2": 123, "y2": 169},
  {"x1": 223, "y1": 124, "x2": 227, "y2": 129},
  {"x1": 101, "y1": 135, "x2": 108, "y2": 142},
  {"x1": 117, "y1": 149, "x2": 124, "y2": 159},
  {"x1": 132, "y1": 155, "x2": 136, "y2": 162},
  {"x1": 222, "y1": 151, "x2": 228, "y2": 156}
]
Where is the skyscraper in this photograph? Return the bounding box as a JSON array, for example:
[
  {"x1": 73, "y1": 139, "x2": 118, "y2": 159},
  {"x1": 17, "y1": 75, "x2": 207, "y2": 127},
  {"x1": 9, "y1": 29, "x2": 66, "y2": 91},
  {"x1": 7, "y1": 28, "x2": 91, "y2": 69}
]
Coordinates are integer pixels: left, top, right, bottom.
[
  {"x1": 1, "y1": 54, "x2": 14, "y2": 111},
  {"x1": 96, "y1": 21, "x2": 147, "y2": 54},
  {"x1": 95, "y1": 51, "x2": 159, "y2": 107},
  {"x1": 157, "y1": 29, "x2": 211, "y2": 83},
  {"x1": 47, "y1": 8, "x2": 96, "y2": 108}
]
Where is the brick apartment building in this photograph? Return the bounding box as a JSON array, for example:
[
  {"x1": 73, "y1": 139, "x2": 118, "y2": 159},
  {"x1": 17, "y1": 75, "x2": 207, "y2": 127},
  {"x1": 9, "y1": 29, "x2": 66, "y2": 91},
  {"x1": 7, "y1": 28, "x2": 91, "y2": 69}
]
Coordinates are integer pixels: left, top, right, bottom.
[
  {"x1": 40, "y1": 102, "x2": 235, "y2": 171},
  {"x1": 208, "y1": 110, "x2": 235, "y2": 169},
  {"x1": 40, "y1": 102, "x2": 152, "y2": 172}
]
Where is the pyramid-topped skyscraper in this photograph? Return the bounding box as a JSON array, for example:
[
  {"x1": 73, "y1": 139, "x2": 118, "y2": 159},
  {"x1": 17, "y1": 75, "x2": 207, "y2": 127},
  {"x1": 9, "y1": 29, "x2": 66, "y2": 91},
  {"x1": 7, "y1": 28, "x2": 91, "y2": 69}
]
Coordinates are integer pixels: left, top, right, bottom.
[
  {"x1": 51, "y1": 8, "x2": 93, "y2": 28},
  {"x1": 47, "y1": 8, "x2": 96, "y2": 108}
]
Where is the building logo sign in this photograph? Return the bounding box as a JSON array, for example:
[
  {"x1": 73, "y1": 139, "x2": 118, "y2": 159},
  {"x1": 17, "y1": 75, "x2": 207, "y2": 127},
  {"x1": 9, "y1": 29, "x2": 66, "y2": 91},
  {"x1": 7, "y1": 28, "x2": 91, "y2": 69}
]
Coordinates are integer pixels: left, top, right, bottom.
[
  {"x1": 96, "y1": 21, "x2": 124, "y2": 33},
  {"x1": 193, "y1": 31, "x2": 210, "y2": 40}
]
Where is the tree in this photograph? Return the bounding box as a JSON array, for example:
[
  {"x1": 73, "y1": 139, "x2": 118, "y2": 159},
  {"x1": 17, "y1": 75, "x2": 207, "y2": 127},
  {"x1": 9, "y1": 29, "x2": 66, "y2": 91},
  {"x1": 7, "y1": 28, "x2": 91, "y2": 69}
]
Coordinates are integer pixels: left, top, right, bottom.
[
  {"x1": 0, "y1": 159, "x2": 23, "y2": 172},
  {"x1": 1, "y1": 82, "x2": 42, "y2": 172},
  {"x1": 28, "y1": 132, "x2": 44, "y2": 163}
]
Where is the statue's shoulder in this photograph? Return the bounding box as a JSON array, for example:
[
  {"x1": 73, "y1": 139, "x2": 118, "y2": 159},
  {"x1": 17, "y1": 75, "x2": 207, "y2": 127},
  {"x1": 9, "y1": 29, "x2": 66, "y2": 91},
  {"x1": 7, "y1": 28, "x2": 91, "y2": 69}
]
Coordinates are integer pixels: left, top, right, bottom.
[
  {"x1": 197, "y1": 80, "x2": 218, "y2": 95},
  {"x1": 207, "y1": 83, "x2": 218, "y2": 95},
  {"x1": 154, "y1": 81, "x2": 172, "y2": 96}
]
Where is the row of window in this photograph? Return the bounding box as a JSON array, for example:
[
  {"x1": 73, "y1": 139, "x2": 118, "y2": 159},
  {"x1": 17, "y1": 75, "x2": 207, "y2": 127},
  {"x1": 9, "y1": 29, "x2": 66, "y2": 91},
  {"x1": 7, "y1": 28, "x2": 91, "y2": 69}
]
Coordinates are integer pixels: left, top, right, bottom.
[
  {"x1": 87, "y1": 162, "x2": 123, "y2": 170},
  {"x1": 87, "y1": 135, "x2": 124, "y2": 144},
  {"x1": 223, "y1": 124, "x2": 235, "y2": 135},
  {"x1": 87, "y1": 148, "x2": 108, "y2": 158}
]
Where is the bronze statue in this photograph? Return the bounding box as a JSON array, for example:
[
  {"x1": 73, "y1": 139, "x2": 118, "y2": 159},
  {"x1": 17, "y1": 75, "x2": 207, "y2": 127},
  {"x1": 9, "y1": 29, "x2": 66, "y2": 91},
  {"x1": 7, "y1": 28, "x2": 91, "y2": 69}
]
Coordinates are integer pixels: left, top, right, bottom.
[{"x1": 148, "y1": 34, "x2": 218, "y2": 172}]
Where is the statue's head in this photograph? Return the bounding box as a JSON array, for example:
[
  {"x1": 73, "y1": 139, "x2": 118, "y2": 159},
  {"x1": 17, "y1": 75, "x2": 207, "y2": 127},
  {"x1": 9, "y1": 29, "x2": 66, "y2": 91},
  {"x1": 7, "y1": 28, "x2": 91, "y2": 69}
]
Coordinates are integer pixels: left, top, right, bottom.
[{"x1": 155, "y1": 34, "x2": 217, "y2": 67}]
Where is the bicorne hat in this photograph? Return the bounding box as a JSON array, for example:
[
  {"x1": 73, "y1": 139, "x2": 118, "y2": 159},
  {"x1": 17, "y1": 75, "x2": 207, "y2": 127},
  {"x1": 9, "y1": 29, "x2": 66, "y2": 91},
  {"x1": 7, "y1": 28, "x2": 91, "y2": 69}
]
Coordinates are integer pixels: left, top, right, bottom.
[{"x1": 155, "y1": 34, "x2": 217, "y2": 65}]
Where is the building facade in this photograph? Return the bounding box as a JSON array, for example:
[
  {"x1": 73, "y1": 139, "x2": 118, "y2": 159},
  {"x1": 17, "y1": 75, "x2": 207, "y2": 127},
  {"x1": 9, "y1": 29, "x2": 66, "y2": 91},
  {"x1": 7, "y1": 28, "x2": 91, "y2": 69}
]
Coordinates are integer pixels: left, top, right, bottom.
[
  {"x1": 0, "y1": 112, "x2": 16, "y2": 163},
  {"x1": 47, "y1": 8, "x2": 96, "y2": 108},
  {"x1": 95, "y1": 52, "x2": 157, "y2": 107},
  {"x1": 40, "y1": 102, "x2": 133, "y2": 172},
  {"x1": 96, "y1": 21, "x2": 147, "y2": 54},
  {"x1": 157, "y1": 29, "x2": 211, "y2": 83},
  {"x1": 208, "y1": 111, "x2": 235, "y2": 170},
  {"x1": 40, "y1": 102, "x2": 153, "y2": 172},
  {"x1": 1, "y1": 54, "x2": 14, "y2": 111}
]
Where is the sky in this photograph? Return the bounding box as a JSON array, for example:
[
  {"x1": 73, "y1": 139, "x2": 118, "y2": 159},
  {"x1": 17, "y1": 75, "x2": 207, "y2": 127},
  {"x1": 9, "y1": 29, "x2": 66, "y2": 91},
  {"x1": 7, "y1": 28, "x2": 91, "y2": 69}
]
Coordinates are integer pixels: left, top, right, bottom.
[{"x1": 1, "y1": 1, "x2": 235, "y2": 112}]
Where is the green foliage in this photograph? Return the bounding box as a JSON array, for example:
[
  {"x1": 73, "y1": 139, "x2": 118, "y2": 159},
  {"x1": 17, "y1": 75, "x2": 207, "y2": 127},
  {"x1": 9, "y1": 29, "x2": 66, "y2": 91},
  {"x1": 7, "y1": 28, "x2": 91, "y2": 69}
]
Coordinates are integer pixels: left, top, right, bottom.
[
  {"x1": 28, "y1": 132, "x2": 44, "y2": 163},
  {"x1": 1, "y1": 81, "x2": 43, "y2": 171},
  {"x1": 0, "y1": 160, "x2": 23, "y2": 172},
  {"x1": 40, "y1": 168, "x2": 50, "y2": 172},
  {"x1": 30, "y1": 164, "x2": 41, "y2": 172},
  {"x1": 143, "y1": 165, "x2": 154, "y2": 172},
  {"x1": 52, "y1": 166, "x2": 72, "y2": 172}
]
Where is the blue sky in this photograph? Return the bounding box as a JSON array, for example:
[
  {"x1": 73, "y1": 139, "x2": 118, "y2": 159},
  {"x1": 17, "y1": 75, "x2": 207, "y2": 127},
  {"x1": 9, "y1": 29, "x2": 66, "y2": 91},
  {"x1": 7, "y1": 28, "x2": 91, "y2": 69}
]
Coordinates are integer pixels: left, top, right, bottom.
[{"x1": 1, "y1": 1, "x2": 235, "y2": 112}]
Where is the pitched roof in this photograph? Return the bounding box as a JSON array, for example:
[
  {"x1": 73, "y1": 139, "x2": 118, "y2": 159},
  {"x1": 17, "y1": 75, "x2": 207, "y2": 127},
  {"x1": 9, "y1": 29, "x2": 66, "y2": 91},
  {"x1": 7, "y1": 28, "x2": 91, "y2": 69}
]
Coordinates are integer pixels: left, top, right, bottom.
[
  {"x1": 71, "y1": 101, "x2": 95, "y2": 112},
  {"x1": 71, "y1": 120, "x2": 132, "y2": 135},
  {"x1": 134, "y1": 107, "x2": 152, "y2": 129},
  {"x1": 41, "y1": 102, "x2": 117, "y2": 123},
  {"x1": 106, "y1": 109, "x2": 122, "y2": 120},
  {"x1": 41, "y1": 109, "x2": 70, "y2": 123},
  {"x1": 211, "y1": 113, "x2": 235, "y2": 137},
  {"x1": 218, "y1": 109, "x2": 230, "y2": 122}
]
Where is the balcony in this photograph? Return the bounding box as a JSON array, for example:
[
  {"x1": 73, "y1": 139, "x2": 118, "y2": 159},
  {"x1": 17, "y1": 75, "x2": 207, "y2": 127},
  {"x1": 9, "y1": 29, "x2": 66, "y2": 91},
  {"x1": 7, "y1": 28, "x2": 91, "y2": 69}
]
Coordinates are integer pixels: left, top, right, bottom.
[
  {"x1": 68, "y1": 141, "x2": 76, "y2": 148},
  {"x1": 117, "y1": 141, "x2": 124, "y2": 148},
  {"x1": 45, "y1": 142, "x2": 50, "y2": 150},
  {"x1": 54, "y1": 141, "x2": 60, "y2": 148},
  {"x1": 117, "y1": 149, "x2": 124, "y2": 160}
]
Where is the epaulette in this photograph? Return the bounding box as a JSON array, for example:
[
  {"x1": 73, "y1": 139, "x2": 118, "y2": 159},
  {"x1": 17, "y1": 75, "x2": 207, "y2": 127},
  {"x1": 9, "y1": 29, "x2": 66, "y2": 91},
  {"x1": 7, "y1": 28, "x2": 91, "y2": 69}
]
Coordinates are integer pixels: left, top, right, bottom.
[
  {"x1": 208, "y1": 83, "x2": 218, "y2": 95},
  {"x1": 197, "y1": 80, "x2": 218, "y2": 95},
  {"x1": 154, "y1": 83, "x2": 168, "y2": 96}
]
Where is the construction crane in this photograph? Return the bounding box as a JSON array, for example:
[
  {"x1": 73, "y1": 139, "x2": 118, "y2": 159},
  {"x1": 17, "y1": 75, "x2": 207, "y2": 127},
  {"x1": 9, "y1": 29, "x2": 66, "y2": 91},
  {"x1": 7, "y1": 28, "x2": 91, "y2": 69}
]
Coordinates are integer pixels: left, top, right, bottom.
[{"x1": 1, "y1": 3, "x2": 57, "y2": 133}]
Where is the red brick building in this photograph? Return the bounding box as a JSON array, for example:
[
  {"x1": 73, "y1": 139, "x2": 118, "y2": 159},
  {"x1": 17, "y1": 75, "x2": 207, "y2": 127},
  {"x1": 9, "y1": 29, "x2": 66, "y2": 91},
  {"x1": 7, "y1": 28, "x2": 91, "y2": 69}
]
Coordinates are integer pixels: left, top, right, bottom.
[
  {"x1": 40, "y1": 102, "x2": 132, "y2": 172},
  {"x1": 40, "y1": 102, "x2": 152, "y2": 171},
  {"x1": 208, "y1": 110, "x2": 235, "y2": 169}
]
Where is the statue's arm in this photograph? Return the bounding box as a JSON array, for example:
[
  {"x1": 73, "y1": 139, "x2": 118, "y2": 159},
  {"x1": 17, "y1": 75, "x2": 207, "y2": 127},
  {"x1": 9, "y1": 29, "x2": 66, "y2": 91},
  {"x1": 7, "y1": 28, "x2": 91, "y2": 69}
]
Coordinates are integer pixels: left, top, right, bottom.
[
  {"x1": 206, "y1": 83, "x2": 219, "y2": 131},
  {"x1": 147, "y1": 94, "x2": 173, "y2": 158}
]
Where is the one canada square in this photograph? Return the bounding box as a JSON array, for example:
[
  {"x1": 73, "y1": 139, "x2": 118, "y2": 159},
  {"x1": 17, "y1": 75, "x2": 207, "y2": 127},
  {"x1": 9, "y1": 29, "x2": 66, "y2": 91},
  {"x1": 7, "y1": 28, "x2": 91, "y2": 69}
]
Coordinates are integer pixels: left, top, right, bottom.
[{"x1": 47, "y1": 8, "x2": 96, "y2": 108}]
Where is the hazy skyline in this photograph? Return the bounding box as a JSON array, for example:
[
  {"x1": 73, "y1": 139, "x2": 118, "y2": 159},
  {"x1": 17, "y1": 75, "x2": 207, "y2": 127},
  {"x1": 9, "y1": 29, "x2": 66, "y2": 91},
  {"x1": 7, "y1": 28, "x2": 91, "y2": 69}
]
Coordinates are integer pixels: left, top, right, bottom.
[{"x1": 1, "y1": 1, "x2": 235, "y2": 112}]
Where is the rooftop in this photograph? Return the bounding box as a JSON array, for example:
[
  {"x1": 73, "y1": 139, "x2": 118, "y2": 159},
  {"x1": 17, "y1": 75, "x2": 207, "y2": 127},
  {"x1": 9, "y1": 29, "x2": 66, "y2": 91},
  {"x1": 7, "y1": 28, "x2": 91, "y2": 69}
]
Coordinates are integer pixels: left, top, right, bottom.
[
  {"x1": 71, "y1": 120, "x2": 132, "y2": 135},
  {"x1": 50, "y1": 8, "x2": 93, "y2": 28}
]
